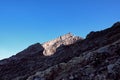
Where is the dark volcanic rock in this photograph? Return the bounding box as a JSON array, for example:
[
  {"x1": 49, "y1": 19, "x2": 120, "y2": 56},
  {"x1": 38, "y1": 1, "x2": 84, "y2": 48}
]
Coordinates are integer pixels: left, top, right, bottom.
[
  {"x1": 0, "y1": 22, "x2": 120, "y2": 80},
  {"x1": 0, "y1": 43, "x2": 45, "y2": 80},
  {"x1": 29, "y1": 39, "x2": 120, "y2": 80},
  {"x1": 77, "y1": 22, "x2": 120, "y2": 52}
]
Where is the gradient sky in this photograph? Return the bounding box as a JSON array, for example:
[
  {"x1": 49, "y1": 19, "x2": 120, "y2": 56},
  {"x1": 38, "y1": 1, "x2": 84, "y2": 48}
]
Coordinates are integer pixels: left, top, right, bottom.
[{"x1": 0, "y1": 0, "x2": 120, "y2": 60}]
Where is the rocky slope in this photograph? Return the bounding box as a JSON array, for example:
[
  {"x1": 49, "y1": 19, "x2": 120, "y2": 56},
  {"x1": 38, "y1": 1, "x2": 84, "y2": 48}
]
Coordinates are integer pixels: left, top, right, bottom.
[
  {"x1": 0, "y1": 33, "x2": 82, "y2": 80},
  {"x1": 27, "y1": 38, "x2": 120, "y2": 80},
  {"x1": 0, "y1": 22, "x2": 120, "y2": 80}
]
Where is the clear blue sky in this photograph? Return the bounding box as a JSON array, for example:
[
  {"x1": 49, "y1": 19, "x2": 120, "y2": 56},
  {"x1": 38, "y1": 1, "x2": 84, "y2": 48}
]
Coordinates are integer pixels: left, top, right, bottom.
[{"x1": 0, "y1": 0, "x2": 120, "y2": 60}]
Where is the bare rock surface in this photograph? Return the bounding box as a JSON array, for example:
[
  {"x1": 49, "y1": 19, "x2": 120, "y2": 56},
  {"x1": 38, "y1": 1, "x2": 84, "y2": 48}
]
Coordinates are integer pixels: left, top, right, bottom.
[
  {"x1": 0, "y1": 22, "x2": 120, "y2": 80},
  {"x1": 42, "y1": 33, "x2": 82, "y2": 56}
]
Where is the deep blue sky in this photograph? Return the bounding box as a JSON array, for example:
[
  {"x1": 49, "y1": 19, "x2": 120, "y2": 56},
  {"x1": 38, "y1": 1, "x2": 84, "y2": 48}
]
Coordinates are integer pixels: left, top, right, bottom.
[{"x1": 0, "y1": 0, "x2": 120, "y2": 59}]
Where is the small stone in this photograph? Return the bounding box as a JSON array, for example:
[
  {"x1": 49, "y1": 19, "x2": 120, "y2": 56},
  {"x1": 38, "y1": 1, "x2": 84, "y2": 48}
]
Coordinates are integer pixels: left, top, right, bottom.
[{"x1": 69, "y1": 75, "x2": 74, "y2": 80}]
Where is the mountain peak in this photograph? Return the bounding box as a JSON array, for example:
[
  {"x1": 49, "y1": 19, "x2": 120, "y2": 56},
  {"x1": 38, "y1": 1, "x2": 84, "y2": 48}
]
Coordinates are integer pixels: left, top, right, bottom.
[
  {"x1": 113, "y1": 21, "x2": 120, "y2": 26},
  {"x1": 60, "y1": 32, "x2": 73, "y2": 39},
  {"x1": 42, "y1": 33, "x2": 83, "y2": 56}
]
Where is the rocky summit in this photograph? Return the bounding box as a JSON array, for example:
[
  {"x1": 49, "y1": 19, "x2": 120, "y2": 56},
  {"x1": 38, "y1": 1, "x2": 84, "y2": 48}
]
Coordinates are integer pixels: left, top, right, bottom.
[
  {"x1": 0, "y1": 22, "x2": 120, "y2": 80},
  {"x1": 42, "y1": 33, "x2": 81, "y2": 56}
]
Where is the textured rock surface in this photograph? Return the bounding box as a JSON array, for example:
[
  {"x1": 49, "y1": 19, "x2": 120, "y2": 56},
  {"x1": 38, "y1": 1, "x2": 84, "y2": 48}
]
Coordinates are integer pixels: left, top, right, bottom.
[
  {"x1": 42, "y1": 33, "x2": 81, "y2": 56},
  {"x1": 27, "y1": 39, "x2": 120, "y2": 80},
  {"x1": 0, "y1": 22, "x2": 120, "y2": 80}
]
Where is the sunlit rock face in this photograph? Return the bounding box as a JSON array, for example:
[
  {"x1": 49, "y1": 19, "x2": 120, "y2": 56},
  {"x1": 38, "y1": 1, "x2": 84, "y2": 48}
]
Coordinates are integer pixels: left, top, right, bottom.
[{"x1": 42, "y1": 33, "x2": 83, "y2": 56}]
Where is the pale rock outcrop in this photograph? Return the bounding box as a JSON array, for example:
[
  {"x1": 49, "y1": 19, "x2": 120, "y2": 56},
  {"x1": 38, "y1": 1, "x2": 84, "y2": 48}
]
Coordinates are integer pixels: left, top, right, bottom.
[{"x1": 42, "y1": 33, "x2": 82, "y2": 56}]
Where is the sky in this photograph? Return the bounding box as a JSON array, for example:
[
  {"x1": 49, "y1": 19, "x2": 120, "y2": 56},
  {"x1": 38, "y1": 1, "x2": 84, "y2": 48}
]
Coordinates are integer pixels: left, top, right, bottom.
[{"x1": 0, "y1": 0, "x2": 120, "y2": 60}]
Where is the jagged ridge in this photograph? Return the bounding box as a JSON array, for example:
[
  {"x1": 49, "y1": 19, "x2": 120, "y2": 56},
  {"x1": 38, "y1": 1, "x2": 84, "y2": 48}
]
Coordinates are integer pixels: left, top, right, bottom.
[{"x1": 42, "y1": 33, "x2": 82, "y2": 56}]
